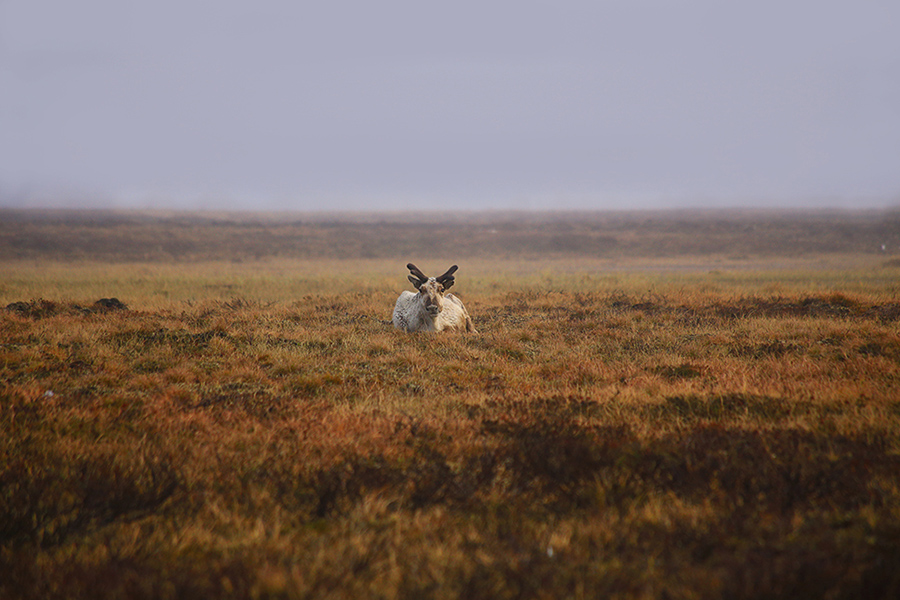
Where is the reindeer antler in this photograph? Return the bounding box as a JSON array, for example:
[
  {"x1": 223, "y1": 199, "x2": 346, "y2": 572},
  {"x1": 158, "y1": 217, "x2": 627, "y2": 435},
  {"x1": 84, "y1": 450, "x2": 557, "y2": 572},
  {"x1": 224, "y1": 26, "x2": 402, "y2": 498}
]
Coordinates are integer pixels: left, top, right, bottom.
[
  {"x1": 407, "y1": 263, "x2": 429, "y2": 289},
  {"x1": 435, "y1": 265, "x2": 458, "y2": 290}
]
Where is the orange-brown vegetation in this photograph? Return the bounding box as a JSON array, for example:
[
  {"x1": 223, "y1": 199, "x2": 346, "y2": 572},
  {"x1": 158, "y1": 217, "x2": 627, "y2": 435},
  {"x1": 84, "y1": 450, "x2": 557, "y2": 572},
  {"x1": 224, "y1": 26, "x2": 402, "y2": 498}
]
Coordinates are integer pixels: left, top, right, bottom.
[{"x1": 1, "y1": 210, "x2": 900, "y2": 599}]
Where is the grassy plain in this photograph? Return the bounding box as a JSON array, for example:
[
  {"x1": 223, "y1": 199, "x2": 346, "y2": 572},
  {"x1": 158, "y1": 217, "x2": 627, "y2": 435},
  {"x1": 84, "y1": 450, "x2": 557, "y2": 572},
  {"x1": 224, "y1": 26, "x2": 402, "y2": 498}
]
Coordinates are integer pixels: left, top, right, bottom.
[{"x1": 2, "y1": 209, "x2": 900, "y2": 599}]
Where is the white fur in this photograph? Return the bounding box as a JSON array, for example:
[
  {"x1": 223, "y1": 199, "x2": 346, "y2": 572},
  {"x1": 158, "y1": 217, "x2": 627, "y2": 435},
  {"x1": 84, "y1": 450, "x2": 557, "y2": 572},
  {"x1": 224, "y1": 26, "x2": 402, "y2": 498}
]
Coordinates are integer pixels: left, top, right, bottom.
[{"x1": 392, "y1": 278, "x2": 476, "y2": 333}]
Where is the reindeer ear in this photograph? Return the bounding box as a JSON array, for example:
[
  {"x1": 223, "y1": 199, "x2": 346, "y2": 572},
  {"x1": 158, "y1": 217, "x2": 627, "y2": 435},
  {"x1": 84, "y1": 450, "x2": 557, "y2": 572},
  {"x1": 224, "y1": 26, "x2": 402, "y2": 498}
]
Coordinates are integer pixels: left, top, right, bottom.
[{"x1": 408, "y1": 275, "x2": 424, "y2": 289}]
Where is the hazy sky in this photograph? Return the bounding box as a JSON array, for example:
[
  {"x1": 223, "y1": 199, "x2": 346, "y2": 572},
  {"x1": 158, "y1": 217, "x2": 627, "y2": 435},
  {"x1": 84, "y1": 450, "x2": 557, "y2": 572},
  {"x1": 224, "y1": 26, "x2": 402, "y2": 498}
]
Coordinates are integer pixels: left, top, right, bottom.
[{"x1": 2, "y1": 1, "x2": 899, "y2": 211}]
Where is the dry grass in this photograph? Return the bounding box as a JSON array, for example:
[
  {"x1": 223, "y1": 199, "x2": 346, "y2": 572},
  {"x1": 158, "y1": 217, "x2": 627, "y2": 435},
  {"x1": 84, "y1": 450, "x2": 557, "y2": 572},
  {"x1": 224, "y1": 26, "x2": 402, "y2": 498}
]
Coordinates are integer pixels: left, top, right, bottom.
[{"x1": 2, "y1": 210, "x2": 900, "y2": 599}]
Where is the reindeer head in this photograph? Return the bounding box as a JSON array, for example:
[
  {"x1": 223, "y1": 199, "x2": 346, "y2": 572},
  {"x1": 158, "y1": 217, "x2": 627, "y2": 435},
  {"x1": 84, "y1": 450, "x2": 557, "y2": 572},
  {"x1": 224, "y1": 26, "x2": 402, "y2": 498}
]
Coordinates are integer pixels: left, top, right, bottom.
[{"x1": 407, "y1": 263, "x2": 458, "y2": 318}]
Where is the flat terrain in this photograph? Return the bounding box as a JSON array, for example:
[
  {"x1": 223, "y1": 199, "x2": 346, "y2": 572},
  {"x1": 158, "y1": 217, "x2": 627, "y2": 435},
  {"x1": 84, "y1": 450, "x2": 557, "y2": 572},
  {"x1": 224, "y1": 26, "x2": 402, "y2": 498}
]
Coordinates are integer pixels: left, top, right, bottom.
[
  {"x1": 2, "y1": 207, "x2": 899, "y2": 262},
  {"x1": 2, "y1": 209, "x2": 900, "y2": 599}
]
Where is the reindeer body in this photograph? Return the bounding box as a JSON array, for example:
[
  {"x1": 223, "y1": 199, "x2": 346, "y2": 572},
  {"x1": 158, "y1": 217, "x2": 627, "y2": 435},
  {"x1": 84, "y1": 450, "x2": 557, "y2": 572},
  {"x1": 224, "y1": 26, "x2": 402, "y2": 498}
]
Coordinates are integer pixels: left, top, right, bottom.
[{"x1": 392, "y1": 264, "x2": 476, "y2": 333}]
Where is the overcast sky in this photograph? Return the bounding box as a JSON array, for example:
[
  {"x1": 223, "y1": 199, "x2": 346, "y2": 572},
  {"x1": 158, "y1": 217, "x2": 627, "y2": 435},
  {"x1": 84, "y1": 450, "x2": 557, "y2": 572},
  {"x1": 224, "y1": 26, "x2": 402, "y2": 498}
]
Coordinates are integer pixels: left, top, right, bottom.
[{"x1": 2, "y1": 1, "x2": 899, "y2": 211}]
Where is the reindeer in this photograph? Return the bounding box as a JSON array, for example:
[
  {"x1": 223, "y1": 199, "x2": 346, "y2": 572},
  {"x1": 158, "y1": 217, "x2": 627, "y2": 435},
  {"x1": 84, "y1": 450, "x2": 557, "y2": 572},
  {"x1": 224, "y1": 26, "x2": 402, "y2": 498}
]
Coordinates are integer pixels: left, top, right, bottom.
[{"x1": 392, "y1": 263, "x2": 477, "y2": 333}]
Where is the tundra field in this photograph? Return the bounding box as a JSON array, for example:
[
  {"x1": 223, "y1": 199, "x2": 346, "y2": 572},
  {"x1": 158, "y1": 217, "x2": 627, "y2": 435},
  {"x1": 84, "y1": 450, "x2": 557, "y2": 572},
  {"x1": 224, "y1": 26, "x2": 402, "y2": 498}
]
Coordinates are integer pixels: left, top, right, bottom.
[{"x1": 2, "y1": 209, "x2": 900, "y2": 599}]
